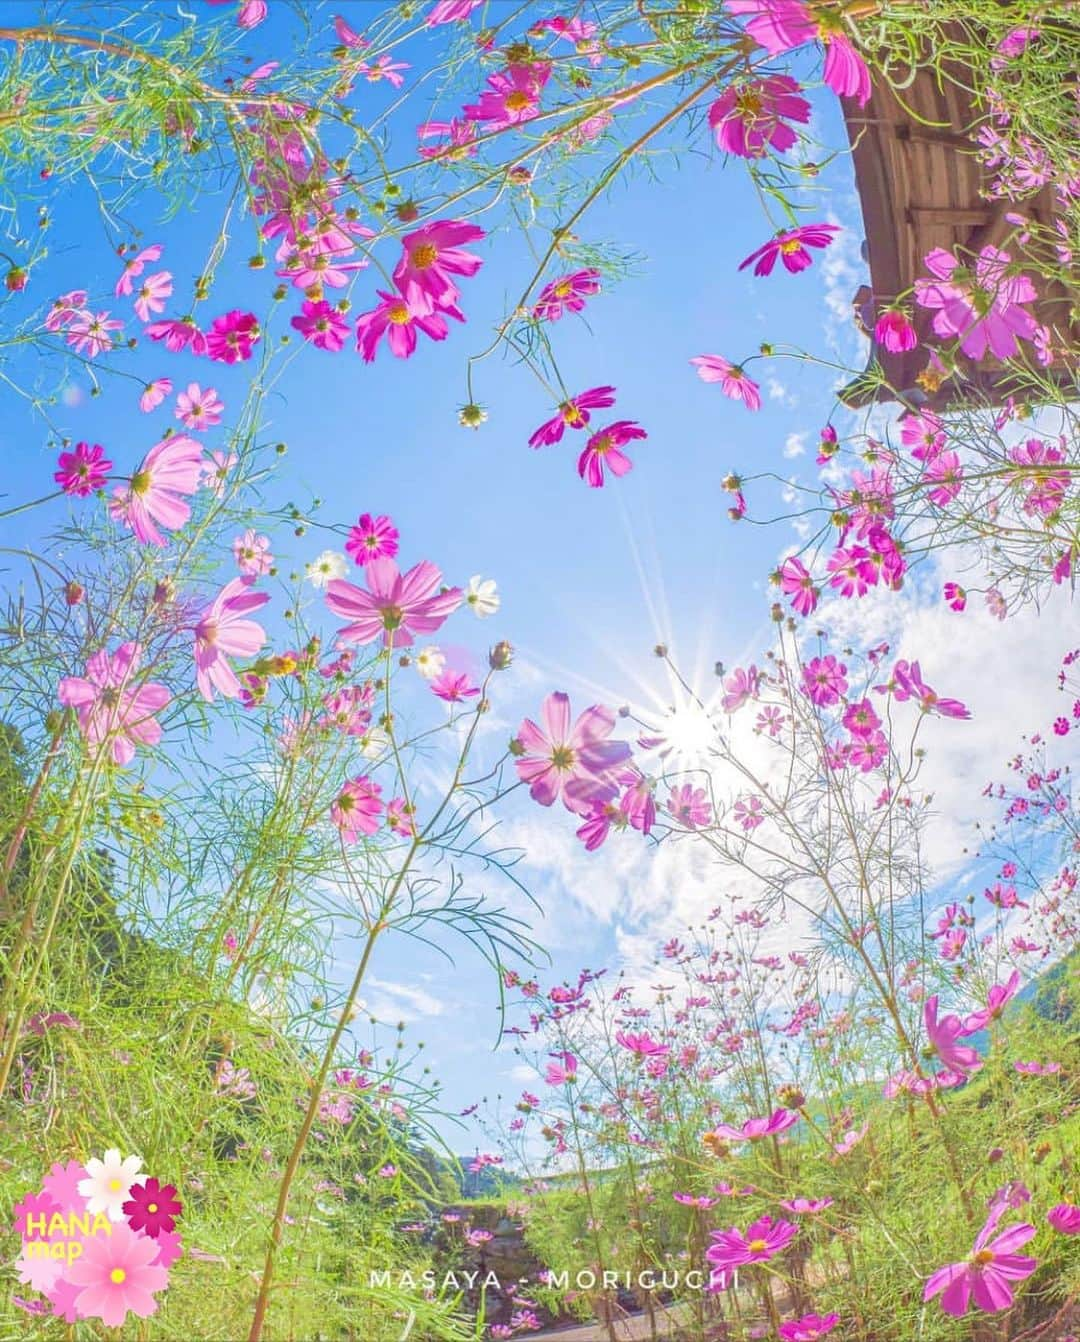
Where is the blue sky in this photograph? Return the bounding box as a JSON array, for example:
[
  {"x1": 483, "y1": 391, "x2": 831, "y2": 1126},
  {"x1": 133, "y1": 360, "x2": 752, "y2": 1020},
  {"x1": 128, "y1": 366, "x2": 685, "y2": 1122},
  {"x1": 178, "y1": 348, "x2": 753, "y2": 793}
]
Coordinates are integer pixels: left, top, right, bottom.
[{"x1": 3, "y1": 0, "x2": 1073, "y2": 1155}]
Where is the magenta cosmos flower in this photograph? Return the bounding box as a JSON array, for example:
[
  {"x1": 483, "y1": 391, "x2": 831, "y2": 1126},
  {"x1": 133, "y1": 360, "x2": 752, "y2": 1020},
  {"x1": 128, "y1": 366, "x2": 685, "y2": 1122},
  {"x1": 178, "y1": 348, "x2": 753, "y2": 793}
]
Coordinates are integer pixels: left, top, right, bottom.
[
  {"x1": 58, "y1": 642, "x2": 170, "y2": 766},
  {"x1": 65, "y1": 1220, "x2": 169, "y2": 1327},
  {"x1": 801, "y1": 654, "x2": 848, "y2": 707},
  {"x1": 779, "y1": 1314, "x2": 840, "y2": 1341},
  {"x1": 708, "y1": 76, "x2": 810, "y2": 158},
  {"x1": 291, "y1": 299, "x2": 350, "y2": 352},
  {"x1": 193, "y1": 577, "x2": 270, "y2": 702},
  {"x1": 963, "y1": 970, "x2": 1020, "y2": 1033},
  {"x1": 727, "y1": 1, "x2": 870, "y2": 104},
  {"x1": 1047, "y1": 1204, "x2": 1080, "y2": 1234},
  {"x1": 923, "y1": 996, "x2": 981, "y2": 1076},
  {"x1": 55, "y1": 441, "x2": 112, "y2": 496},
  {"x1": 332, "y1": 775, "x2": 384, "y2": 842},
  {"x1": 691, "y1": 354, "x2": 762, "y2": 410},
  {"x1": 529, "y1": 386, "x2": 616, "y2": 448},
  {"x1": 464, "y1": 63, "x2": 549, "y2": 129},
  {"x1": 874, "y1": 309, "x2": 918, "y2": 352},
  {"x1": 707, "y1": 1215, "x2": 798, "y2": 1272},
  {"x1": 345, "y1": 512, "x2": 399, "y2": 566},
  {"x1": 355, "y1": 290, "x2": 463, "y2": 362},
  {"x1": 115, "y1": 243, "x2": 162, "y2": 297},
  {"x1": 109, "y1": 434, "x2": 203, "y2": 546},
  {"x1": 122, "y1": 1179, "x2": 182, "y2": 1238},
  {"x1": 326, "y1": 557, "x2": 462, "y2": 648},
  {"x1": 205, "y1": 309, "x2": 260, "y2": 363},
  {"x1": 392, "y1": 219, "x2": 485, "y2": 315},
  {"x1": 615, "y1": 1030, "x2": 670, "y2": 1059},
  {"x1": 577, "y1": 419, "x2": 646, "y2": 487},
  {"x1": 779, "y1": 556, "x2": 819, "y2": 616},
  {"x1": 710, "y1": 1108, "x2": 798, "y2": 1143},
  {"x1": 427, "y1": 0, "x2": 483, "y2": 23},
  {"x1": 740, "y1": 224, "x2": 841, "y2": 277},
  {"x1": 533, "y1": 268, "x2": 601, "y2": 321},
  {"x1": 914, "y1": 246, "x2": 1038, "y2": 361},
  {"x1": 924, "y1": 1211, "x2": 1037, "y2": 1317},
  {"x1": 544, "y1": 1051, "x2": 578, "y2": 1085},
  {"x1": 887, "y1": 659, "x2": 970, "y2": 719},
  {"x1": 513, "y1": 691, "x2": 632, "y2": 812}
]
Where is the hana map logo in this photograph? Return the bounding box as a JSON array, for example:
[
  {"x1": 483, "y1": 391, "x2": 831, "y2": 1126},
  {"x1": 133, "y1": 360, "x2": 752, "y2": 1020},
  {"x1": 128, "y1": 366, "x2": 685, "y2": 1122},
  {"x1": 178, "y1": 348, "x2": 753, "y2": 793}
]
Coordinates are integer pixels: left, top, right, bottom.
[{"x1": 12, "y1": 1148, "x2": 183, "y2": 1325}]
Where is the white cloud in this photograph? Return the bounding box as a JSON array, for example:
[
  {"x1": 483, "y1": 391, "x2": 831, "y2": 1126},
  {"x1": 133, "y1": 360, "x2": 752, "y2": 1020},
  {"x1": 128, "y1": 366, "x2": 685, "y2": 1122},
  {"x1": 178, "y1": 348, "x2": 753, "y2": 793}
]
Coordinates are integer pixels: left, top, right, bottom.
[
  {"x1": 783, "y1": 432, "x2": 807, "y2": 459},
  {"x1": 363, "y1": 976, "x2": 447, "y2": 1022}
]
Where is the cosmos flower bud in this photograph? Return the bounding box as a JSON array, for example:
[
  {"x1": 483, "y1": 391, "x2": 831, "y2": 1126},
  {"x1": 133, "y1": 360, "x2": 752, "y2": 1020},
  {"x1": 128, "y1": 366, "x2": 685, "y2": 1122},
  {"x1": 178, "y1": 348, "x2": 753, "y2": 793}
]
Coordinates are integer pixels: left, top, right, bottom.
[
  {"x1": 458, "y1": 402, "x2": 488, "y2": 429},
  {"x1": 5, "y1": 266, "x2": 27, "y2": 292},
  {"x1": 770, "y1": 602, "x2": 784, "y2": 623},
  {"x1": 489, "y1": 640, "x2": 513, "y2": 670},
  {"x1": 64, "y1": 580, "x2": 85, "y2": 606},
  {"x1": 508, "y1": 736, "x2": 525, "y2": 757},
  {"x1": 153, "y1": 578, "x2": 175, "y2": 606},
  {"x1": 777, "y1": 1086, "x2": 806, "y2": 1109}
]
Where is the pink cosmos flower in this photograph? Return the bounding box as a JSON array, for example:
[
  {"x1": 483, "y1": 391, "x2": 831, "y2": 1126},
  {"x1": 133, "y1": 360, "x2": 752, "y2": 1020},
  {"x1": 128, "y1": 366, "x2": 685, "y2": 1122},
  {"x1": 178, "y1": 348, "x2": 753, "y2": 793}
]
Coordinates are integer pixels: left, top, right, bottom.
[
  {"x1": 133, "y1": 271, "x2": 173, "y2": 322},
  {"x1": 201, "y1": 449, "x2": 237, "y2": 497},
  {"x1": 914, "y1": 246, "x2": 1038, "y2": 361},
  {"x1": 577, "y1": 419, "x2": 646, "y2": 487},
  {"x1": 464, "y1": 63, "x2": 549, "y2": 129},
  {"x1": 740, "y1": 224, "x2": 841, "y2": 277},
  {"x1": 923, "y1": 1211, "x2": 1037, "y2": 1317},
  {"x1": 1047, "y1": 1204, "x2": 1080, "y2": 1234},
  {"x1": 145, "y1": 316, "x2": 208, "y2": 355},
  {"x1": 45, "y1": 289, "x2": 89, "y2": 332},
  {"x1": 65, "y1": 1220, "x2": 168, "y2": 1327},
  {"x1": 356, "y1": 55, "x2": 410, "y2": 87},
  {"x1": 923, "y1": 996, "x2": 981, "y2": 1076},
  {"x1": 175, "y1": 382, "x2": 224, "y2": 430},
  {"x1": 534, "y1": 268, "x2": 601, "y2": 321},
  {"x1": 727, "y1": 1, "x2": 870, "y2": 104},
  {"x1": 708, "y1": 76, "x2": 810, "y2": 158},
  {"x1": 334, "y1": 13, "x2": 368, "y2": 46},
  {"x1": 513, "y1": 691, "x2": 631, "y2": 813},
  {"x1": 345, "y1": 513, "x2": 399, "y2": 566},
  {"x1": 779, "y1": 556, "x2": 818, "y2": 616},
  {"x1": 615, "y1": 1030, "x2": 670, "y2": 1059},
  {"x1": 707, "y1": 1215, "x2": 798, "y2": 1272},
  {"x1": 529, "y1": 386, "x2": 616, "y2": 447},
  {"x1": 233, "y1": 529, "x2": 273, "y2": 576},
  {"x1": 721, "y1": 664, "x2": 761, "y2": 712},
  {"x1": 139, "y1": 378, "x2": 172, "y2": 412},
  {"x1": 691, "y1": 355, "x2": 761, "y2": 410},
  {"x1": 67, "y1": 309, "x2": 123, "y2": 357},
  {"x1": 886, "y1": 660, "x2": 970, "y2": 719},
  {"x1": 207, "y1": 0, "x2": 267, "y2": 28},
  {"x1": 291, "y1": 299, "x2": 350, "y2": 351},
  {"x1": 387, "y1": 797, "x2": 415, "y2": 837},
  {"x1": 1008, "y1": 439, "x2": 1069, "y2": 516},
  {"x1": 205, "y1": 309, "x2": 261, "y2": 363},
  {"x1": 874, "y1": 309, "x2": 918, "y2": 352},
  {"x1": 943, "y1": 581, "x2": 967, "y2": 611},
  {"x1": 331, "y1": 775, "x2": 384, "y2": 842},
  {"x1": 781, "y1": 1198, "x2": 834, "y2": 1215},
  {"x1": 427, "y1": 0, "x2": 483, "y2": 23},
  {"x1": 109, "y1": 435, "x2": 204, "y2": 546},
  {"x1": 431, "y1": 669, "x2": 481, "y2": 703},
  {"x1": 326, "y1": 558, "x2": 462, "y2": 648},
  {"x1": 193, "y1": 576, "x2": 270, "y2": 702},
  {"x1": 58, "y1": 642, "x2": 170, "y2": 766},
  {"x1": 962, "y1": 970, "x2": 1020, "y2": 1033},
  {"x1": 668, "y1": 783, "x2": 712, "y2": 828},
  {"x1": 544, "y1": 1051, "x2": 577, "y2": 1085},
  {"x1": 417, "y1": 117, "x2": 478, "y2": 160},
  {"x1": 115, "y1": 243, "x2": 163, "y2": 297},
  {"x1": 802, "y1": 655, "x2": 847, "y2": 707},
  {"x1": 822, "y1": 31, "x2": 871, "y2": 103},
  {"x1": 1014, "y1": 1060, "x2": 1060, "y2": 1076},
  {"x1": 392, "y1": 219, "x2": 485, "y2": 315},
  {"x1": 55, "y1": 441, "x2": 112, "y2": 496},
  {"x1": 710, "y1": 1108, "x2": 798, "y2": 1143},
  {"x1": 779, "y1": 1315, "x2": 840, "y2": 1341},
  {"x1": 355, "y1": 290, "x2": 463, "y2": 361}
]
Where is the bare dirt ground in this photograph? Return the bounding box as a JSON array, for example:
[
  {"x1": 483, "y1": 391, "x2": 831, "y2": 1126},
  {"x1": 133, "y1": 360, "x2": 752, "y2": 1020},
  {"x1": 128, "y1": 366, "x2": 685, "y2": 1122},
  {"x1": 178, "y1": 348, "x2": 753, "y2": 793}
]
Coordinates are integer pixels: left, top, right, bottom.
[{"x1": 530, "y1": 1304, "x2": 689, "y2": 1341}]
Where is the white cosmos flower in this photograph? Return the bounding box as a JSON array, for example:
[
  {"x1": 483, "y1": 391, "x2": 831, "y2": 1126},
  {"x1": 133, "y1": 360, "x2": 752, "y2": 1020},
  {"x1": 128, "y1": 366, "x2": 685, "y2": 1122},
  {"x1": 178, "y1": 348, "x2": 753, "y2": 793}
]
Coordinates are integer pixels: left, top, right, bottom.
[
  {"x1": 306, "y1": 550, "x2": 347, "y2": 589},
  {"x1": 465, "y1": 575, "x2": 499, "y2": 618},
  {"x1": 77, "y1": 1148, "x2": 143, "y2": 1221},
  {"x1": 356, "y1": 726, "x2": 389, "y2": 760},
  {"x1": 414, "y1": 646, "x2": 445, "y2": 680}
]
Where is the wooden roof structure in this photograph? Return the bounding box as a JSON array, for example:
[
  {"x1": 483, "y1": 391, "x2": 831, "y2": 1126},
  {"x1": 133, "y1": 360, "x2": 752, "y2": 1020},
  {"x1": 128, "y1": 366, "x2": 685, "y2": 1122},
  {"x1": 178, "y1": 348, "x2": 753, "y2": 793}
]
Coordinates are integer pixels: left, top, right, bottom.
[{"x1": 838, "y1": 58, "x2": 1077, "y2": 409}]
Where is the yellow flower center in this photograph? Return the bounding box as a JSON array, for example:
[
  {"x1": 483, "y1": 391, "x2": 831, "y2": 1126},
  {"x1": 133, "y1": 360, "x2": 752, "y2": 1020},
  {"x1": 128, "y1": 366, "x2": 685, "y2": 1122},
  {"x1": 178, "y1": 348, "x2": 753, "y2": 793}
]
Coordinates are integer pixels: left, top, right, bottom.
[
  {"x1": 736, "y1": 89, "x2": 763, "y2": 117},
  {"x1": 109, "y1": 1179, "x2": 123, "y2": 1192},
  {"x1": 504, "y1": 90, "x2": 530, "y2": 112},
  {"x1": 110, "y1": 1268, "x2": 127, "y2": 1284},
  {"x1": 411, "y1": 242, "x2": 439, "y2": 270},
  {"x1": 147, "y1": 1203, "x2": 159, "y2": 1214},
  {"x1": 747, "y1": 1239, "x2": 767, "y2": 1253},
  {"x1": 550, "y1": 745, "x2": 576, "y2": 770},
  {"x1": 130, "y1": 470, "x2": 151, "y2": 495},
  {"x1": 561, "y1": 403, "x2": 583, "y2": 425},
  {"x1": 973, "y1": 1248, "x2": 995, "y2": 1267},
  {"x1": 388, "y1": 302, "x2": 411, "y2": 325},
  {"x1": 591, "y1": 433, "x2": 612, "y2": 456},
  {"x1": 554, "y1": 280, "x2": 573, "y2": 297},
  {"x1": 779, "y1": 238, "x2": 803, "y2": 254}
]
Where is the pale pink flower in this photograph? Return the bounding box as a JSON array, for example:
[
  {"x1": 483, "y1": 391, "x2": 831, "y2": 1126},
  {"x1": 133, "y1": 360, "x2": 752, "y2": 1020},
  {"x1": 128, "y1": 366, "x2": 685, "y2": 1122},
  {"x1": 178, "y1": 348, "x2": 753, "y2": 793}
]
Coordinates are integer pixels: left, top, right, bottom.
[
  {"x1": 331, "y1": 775, "x2": 384, "y2": 842},
  {"x1": 139, "y1": 378, "x2": 173, "y2": 412},
  {"x1": 544, "y1": 1051, "x2": 577, "y2": 1085},
  {"x1": 58, "y1": 642, "x2": 170, "y2": 766},
  {"x1": 67, "y1": 309, "x2": 123, "y2": 357},
  {"x1": 914, "y1": 246, "x2": 1038, "y2": 360},
  {"x1": 691, "y1": 355, "x2": 761, "y2": 410},
  {"x1": 109, "y1": 435, "x2": 204, "y2": 546},
  {"x1": 115, "y1": 243, "x2": 163, "y2": 297},
  {"x1": 326, "y1": 557, "x2": 462, "y2": 648},
  {"x1": 710, "y1": 1108, "x2": 798, "y2": 1143},
  {"x1": 133, "y1": 271, "x2": 173, "y2": 322},
  {"x1": 66, "y1": 1221, "x2": 168, "y2": 1327},
  {"x1": 923, "y1": 1211, "x2": 1036, "y2": 1317},
  {"x1": 193, "y1": 577, "x2": 270, "y2": 702},
  {"x1": 514, "y1": 691, "x2": 631, "y2": 813},
  {"x1": 175, "y1": 382, "x2": 224, "y2": 430},
  {"x1": 427, "y1": 0, "x2": 483, "y2": 23},
  {"x1": 923, "y1": 995, "x2": 981, "y2": 1076},
  {"x1": 667, "y1": 783, "x2": 712, "y2": 828},
  {"x1": 233, "y1": 529, "x2": 273, "y2": 576}
]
